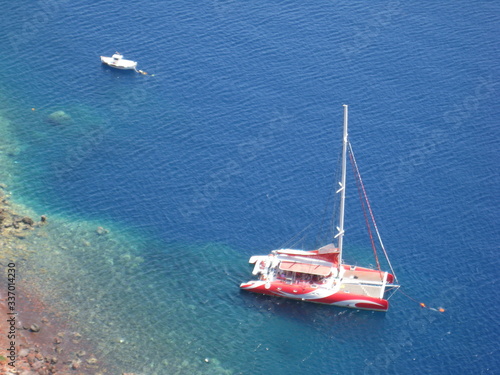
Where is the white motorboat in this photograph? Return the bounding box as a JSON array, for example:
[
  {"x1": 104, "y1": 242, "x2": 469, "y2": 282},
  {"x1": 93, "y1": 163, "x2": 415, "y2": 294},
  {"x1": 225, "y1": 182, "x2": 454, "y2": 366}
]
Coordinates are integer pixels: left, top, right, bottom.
[{"x1": 100, "y1": 52, "x2": 137, "y2": 70}]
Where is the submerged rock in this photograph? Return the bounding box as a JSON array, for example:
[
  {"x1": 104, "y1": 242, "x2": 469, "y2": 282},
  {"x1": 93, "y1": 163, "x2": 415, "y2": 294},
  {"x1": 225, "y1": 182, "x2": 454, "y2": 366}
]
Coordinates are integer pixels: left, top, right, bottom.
[
  {"x1": 18, "y1": 348, "x2": 30, "y2": 357},
  {"x1": 87, "y1": 356, "x2": 98, "y2": 364},
  {"x1": 21, "y1": 216, "x2": 34, "y2": 226},
  {"x1": 47, "y1": 110, "x2": 72, "y2": 126},
  {"x1": 70, "y1": 359, "x2": 82, "y2": 369},
  {"x1": 96, "y1": 226, "x2": 109, "y2": 235},
  {"x1": 29, "y1": 323, "x2": 41, "y2": 332}
]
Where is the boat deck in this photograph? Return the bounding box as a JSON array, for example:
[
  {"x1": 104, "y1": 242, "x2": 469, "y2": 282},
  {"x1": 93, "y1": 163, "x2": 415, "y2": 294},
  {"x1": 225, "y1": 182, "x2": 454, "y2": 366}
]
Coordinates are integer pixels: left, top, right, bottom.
[
  {"x1": 340, "y1": 283, "x2": 384, "y2": 299},
  {"x1": 342, "y1": 269, "x2": 385, "y2": 283}
]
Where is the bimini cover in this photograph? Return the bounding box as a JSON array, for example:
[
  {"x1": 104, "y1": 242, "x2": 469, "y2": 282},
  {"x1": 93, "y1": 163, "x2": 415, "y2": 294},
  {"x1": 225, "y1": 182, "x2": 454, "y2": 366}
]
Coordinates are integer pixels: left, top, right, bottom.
[{"x1": 279, "y1": 261, "x2": 332, "y2": 276}]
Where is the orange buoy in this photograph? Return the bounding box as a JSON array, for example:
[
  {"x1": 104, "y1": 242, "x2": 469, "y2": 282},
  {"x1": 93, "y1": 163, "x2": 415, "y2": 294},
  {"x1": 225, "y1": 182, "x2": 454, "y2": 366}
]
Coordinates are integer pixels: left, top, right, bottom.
[
  {"x1": 31, "y1": 108, "x2": 36, "y2": 111},
  {"x1": 438, "y1": 308, "x2": 445, "y2": 312},
  {"x1": 420, "y1": 303, "x2": 426, "y2": 308}
]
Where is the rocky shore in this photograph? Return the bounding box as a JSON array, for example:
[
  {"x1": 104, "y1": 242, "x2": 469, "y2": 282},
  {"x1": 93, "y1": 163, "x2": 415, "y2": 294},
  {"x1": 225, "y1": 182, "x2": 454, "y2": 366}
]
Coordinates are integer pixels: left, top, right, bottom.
[{"x1": 0, "y1": 184, "x2": 126, "y2": 375}]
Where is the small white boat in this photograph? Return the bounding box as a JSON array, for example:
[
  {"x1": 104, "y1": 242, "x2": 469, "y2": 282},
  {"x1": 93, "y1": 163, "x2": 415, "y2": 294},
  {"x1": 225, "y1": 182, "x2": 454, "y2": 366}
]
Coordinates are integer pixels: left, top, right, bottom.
[{"x1": 100, "y1": 52, "x2": 137, "y2": 70}]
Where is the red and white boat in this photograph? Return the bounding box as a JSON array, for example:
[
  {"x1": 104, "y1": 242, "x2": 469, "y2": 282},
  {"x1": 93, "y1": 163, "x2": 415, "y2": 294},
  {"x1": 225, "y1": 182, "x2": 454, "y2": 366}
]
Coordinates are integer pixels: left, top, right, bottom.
[{"x1": 240, "y1": 105, "x2": 400, "y2": 311}]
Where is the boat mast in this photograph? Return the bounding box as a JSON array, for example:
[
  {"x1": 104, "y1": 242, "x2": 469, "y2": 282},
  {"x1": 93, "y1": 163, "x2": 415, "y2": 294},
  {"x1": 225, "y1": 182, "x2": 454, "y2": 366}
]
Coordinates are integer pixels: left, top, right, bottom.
[{"x1": 335, "y1": 104, "x2": 348, "y2": 266}]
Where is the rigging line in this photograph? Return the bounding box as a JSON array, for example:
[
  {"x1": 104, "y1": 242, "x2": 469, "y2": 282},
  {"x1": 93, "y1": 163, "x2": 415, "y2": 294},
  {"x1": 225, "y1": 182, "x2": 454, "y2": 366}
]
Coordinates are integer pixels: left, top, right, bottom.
[
  {"x1": 386, "y1": 286, "x2": 400, "y2": 300},
  {"x1": 316, "y1": 174, "x2": 338, "y2": 247},
  {"x1": 315, "y1": 145, "x2": 343, "y2": 247},
  {"x1": 320, "y1": 148, "x2": 342, "y2": 247},
  {"x1": 279, "y1": 222, "x2": 315, "y2": 249},
  {"x1": 348, "y1": 146, "x2": 381, "y2": 271},
  {"x1": 294, "y1": 232, "x2": 311, "y2": 248},
  {"x1": 348, "y1": 142, "x2": 399, "y2": 284}
]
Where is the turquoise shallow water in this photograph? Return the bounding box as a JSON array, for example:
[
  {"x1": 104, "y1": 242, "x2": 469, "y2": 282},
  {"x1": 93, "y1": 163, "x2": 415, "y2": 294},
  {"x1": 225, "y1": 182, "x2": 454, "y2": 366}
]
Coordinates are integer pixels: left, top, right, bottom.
[{"x1": 1, "y1": 1, "x2": 499, "y2": 374}]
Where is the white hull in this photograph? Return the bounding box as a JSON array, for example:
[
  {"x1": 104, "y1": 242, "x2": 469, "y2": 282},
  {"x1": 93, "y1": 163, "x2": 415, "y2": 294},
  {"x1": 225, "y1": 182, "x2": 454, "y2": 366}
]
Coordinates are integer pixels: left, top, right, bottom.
[{"x1": 100, "y1": 54, "x2": 137, "y2": 70}]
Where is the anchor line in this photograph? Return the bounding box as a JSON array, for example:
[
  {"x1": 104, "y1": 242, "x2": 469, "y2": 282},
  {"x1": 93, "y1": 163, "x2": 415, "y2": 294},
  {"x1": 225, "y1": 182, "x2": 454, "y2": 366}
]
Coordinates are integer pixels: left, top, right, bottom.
[
  {"x1": 134, "y1": 68, "x2": 153, "y2": 76},
  {"x1": 398, "y1": 287, "x2": 445, "y2": 312}
]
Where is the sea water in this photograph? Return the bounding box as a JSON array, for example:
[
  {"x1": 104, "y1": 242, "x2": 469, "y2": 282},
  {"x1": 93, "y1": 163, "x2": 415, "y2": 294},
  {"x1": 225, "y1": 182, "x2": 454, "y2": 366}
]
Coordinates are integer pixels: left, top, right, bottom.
[{"x1": 0, "y1": 1, "x2": 498, "y2": 374}]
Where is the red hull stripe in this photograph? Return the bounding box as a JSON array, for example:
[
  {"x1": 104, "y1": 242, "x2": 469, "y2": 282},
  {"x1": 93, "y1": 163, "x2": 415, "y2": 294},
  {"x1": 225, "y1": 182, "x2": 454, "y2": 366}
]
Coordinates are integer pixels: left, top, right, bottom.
[{"x1": 240, "y1": 282, "x2": 389, "y2": 311}]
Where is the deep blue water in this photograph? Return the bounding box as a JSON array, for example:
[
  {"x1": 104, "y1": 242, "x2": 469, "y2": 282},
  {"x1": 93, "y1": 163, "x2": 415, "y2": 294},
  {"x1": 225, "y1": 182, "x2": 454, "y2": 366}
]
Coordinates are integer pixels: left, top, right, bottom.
[{"x1": 1, "y1": 1, "x2": 499, "y2": 374}]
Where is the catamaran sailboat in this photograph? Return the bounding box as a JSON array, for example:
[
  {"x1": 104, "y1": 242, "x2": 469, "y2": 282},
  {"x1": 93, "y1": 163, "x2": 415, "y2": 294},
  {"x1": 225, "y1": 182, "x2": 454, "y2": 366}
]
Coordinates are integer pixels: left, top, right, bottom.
[{"x1": 240, "y1": 105, "x2": 400, "y2": 311}]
